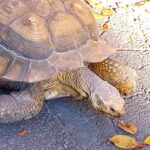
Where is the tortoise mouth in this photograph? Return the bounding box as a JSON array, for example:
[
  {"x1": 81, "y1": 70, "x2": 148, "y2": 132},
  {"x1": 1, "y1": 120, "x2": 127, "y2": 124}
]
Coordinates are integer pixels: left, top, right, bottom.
[
  {"x1": 97, "y1": 108, "x2": 125, "y2": 118},
  {"x1": 102, "y1": 111, "x2": 124, "y2": 118},
  {"x1": 91, "y1": 100, "x2": 125, "y2": 118}
]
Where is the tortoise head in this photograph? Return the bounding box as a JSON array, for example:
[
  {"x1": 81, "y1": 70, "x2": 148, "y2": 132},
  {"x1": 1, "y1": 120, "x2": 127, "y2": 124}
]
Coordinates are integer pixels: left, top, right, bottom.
[{"x1": 90, "y1": 82, "x2": 125, "y2": 118}]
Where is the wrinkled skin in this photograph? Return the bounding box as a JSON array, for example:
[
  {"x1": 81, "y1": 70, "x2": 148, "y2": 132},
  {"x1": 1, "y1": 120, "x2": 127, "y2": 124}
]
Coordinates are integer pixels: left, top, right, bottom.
[
  {"x1": 90, "y1": 82, "x2": 125, "y2": 117},
  {"x1": 43, "y1": 67, "x2": 125, "y2": 118}
]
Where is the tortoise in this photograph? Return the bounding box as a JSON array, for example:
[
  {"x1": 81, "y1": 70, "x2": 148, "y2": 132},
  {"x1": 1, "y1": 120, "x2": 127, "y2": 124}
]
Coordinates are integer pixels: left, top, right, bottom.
[{"x1": 0, "y1": 0, "x2": 137, "y2": 123}]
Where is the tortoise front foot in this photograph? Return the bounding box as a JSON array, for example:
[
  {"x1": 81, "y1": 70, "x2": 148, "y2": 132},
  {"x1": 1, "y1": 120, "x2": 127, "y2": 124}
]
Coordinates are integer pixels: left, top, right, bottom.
[
  {"x1": 0, "y1": 85, "x2": 44, "y2": 124},
  {"x1": 90, "y1": 58, "x2": 137, "y2": 96}
]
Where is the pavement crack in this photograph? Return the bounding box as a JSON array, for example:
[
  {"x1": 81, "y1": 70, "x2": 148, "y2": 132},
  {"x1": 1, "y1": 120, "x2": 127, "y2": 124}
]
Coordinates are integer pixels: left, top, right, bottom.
[
  {"x1": 45, "y1": 102, "x2": 83, "y2": 150},
  {"x1": 137, "y1": 15, "x2": 149, "y2": 46},
  {"x1": 137, "y1": 64, "x2": 150, "y2": 70},
  {"x1": 100, "y1": 31, "x2": 105, "y2": 37},
  {"x1": 100, "y1": 16, "x2": 110, "y2": 37},
  {"x1": 109, "y1": 118, "x2": 119, "y2": 135}
]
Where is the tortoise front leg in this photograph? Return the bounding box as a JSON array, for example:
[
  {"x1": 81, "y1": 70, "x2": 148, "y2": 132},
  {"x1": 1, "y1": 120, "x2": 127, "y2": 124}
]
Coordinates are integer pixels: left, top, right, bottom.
[
  {"x1": 0, "y1": 84, "x2": 44, "y2": 124},
  {"x1": 89, "y1": 58, "x2": 137, "y2": 96}
]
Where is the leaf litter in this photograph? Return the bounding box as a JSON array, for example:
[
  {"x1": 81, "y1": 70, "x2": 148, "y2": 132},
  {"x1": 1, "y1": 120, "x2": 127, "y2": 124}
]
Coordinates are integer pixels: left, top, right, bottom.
[
  {"x1": 84, "y1": 0, "x2": 150, "y2": 149},
  {"x1": 17, "y1": 129, "x2": 27, "y2": 136},
  {"x1": 118, "y1": 120, "x2": 137, "y2": 134},
  {"x1": 109, "y1": 135, "x2": 144, "y2": 149}
]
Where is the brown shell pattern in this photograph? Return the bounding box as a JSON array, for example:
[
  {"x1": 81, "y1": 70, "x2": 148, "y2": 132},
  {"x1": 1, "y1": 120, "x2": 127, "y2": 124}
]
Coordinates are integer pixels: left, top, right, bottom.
[{"x1": 0, "y1": 0, "x2": 116, "y2": 82}]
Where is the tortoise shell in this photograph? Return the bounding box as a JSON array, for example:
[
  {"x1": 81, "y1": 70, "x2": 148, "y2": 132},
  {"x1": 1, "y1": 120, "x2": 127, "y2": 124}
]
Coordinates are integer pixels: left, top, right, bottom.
[{"x1": 0, "y1": 0, "x2": 116, "y2": 82}]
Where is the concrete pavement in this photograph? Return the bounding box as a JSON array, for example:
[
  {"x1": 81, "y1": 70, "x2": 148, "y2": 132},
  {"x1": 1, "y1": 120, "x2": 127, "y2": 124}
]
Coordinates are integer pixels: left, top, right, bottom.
[{"x1": 0, "y1": 0, "x2": 150, "y2": 149}]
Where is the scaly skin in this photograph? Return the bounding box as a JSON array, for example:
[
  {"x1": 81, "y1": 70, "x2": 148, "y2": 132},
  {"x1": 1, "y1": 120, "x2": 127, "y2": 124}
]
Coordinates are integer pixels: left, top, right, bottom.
[
  {"x1": 42, "y1": 77, "x2": 81, "y2": 100},
  {"x1": 89, "y1": 58, "x2": 137, "y2": 96},
  {"x1": 47, "y1": 67, "x2": 125, "y2": 117},
  {"x1": 0, "y1": 83, "x2": 44, "y2": 124},
  {"x1": 0, "y1": 67, "x2": 125, "y2": 123}
]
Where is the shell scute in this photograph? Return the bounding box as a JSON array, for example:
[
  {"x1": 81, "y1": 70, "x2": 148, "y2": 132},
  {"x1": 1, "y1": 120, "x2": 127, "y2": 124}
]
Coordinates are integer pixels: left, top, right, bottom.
[{"x1": 0, "y1": 0, "x2": 116, "y2": 82}]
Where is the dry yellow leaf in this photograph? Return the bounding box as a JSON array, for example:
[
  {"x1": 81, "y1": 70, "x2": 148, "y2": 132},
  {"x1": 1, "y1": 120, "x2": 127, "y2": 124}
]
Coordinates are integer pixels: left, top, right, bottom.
[
  {"x1": 85, "y1": 0, "x2": 103, "y2": 10},
  {"x1": 101, "y1": 9, "x2": 113, "y2": 16},
  {"x1": 144, "y1": 136, "x2": 150, "y2": 145},
  {"x1": 109, "y1": 135, "x2": 139, "y2": 149},
  {"x1": 135, "y1": 1, "x2": 145, "y2": 6},
  {"x1": 92, "y1": 13, "x2": 104, "y2": 20},
  {"x1": 118, "y1": 120, "x2": 138, "y2": 134},
  {"x1": 121, "y1": 4, "x2": 129, "y2": 11}
]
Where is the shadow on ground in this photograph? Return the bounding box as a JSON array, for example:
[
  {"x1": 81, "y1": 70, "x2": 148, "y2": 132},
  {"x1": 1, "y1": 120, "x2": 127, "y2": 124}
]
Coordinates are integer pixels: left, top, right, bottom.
[{"x1": 0, "y1": 98, "x2": 118, "y2": 150}]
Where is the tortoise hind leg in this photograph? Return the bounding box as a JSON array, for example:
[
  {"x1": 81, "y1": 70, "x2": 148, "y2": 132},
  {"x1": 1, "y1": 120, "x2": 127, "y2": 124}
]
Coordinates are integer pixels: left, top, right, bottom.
[
  {"x1": 0, "y1": 84, "x2": 44, "y2": 124},
  {"x1": 89, "y1": 58, "x2": 137, "y2": 96}
]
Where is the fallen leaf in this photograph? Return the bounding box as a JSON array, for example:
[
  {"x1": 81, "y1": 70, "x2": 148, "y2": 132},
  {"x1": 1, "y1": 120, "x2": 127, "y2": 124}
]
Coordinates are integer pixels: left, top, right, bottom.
[
  {"x1": 85, "y1": 0, "x2": 103, "y2": 10},
  {"x1": 102, "y1": 23, "x2": 109, "y2": 30},
  {"x1": 17, "y1": 130, "x2": 27, "y2": 136},
  {"x1": 92, "y1": 13, "x2": 104, "y2": 20},
  {"x1": 135, "y1": 1, "x2": 145, "y2": 6},
  {"x1": 109, "y1": 135, "x2": 140, "y2": 149},
  {"x1": 112, "y1": 8, "x2": 117, "y2": 12},
  {"x1": 118, "y1": 120, "x2": 137, "y2": 134},
  {"x1": 121, "y1": 4, "x2": 129, "y2": 11},
  {"x1": 101, "y1": 8, "x2": 113, "y2": 16},
  {"x1": 144, "y1": 136, "x2": 150, "y2": 145},
  {"x1": 136, "y1": 143, "x2": 145, "y2": 148}
]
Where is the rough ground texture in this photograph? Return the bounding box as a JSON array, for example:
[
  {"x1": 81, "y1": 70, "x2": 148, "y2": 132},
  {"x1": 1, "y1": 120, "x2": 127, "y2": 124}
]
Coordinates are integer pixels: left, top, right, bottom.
[{"x1": 0, "y1": 0, "x2": 150, "y2": 150}]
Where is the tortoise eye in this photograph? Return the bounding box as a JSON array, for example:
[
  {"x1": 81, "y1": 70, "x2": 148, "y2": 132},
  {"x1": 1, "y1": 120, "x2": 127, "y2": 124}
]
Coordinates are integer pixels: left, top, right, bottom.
[{"x1": 110, "y1": 107, "x2": 116, "y2": 112}]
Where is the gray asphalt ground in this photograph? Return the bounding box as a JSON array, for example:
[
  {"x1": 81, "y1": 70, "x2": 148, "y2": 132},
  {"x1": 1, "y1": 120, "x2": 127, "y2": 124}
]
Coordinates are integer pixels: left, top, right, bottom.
[{"x1": 0, "y1": 0, "x2": 150, "y2": 150}]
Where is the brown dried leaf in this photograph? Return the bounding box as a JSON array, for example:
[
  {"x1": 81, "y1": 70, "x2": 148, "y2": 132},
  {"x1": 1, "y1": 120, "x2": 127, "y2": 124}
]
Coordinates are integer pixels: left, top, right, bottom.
[
  {"x1": 109, "y1": 135, "x2": 140, "y2": 149},
  {"x1": 144, "y1": 136, "x2": 150, "y2": 145},
  {"x1": 136, "y1": 143, "x2": 145, "y2": 148},
  {"x1": 118, "y1": 120, "x2": 137, "y2": 134},
  {"x1": 17, "y1": 130, "x2": 27, "y2": 136}
]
